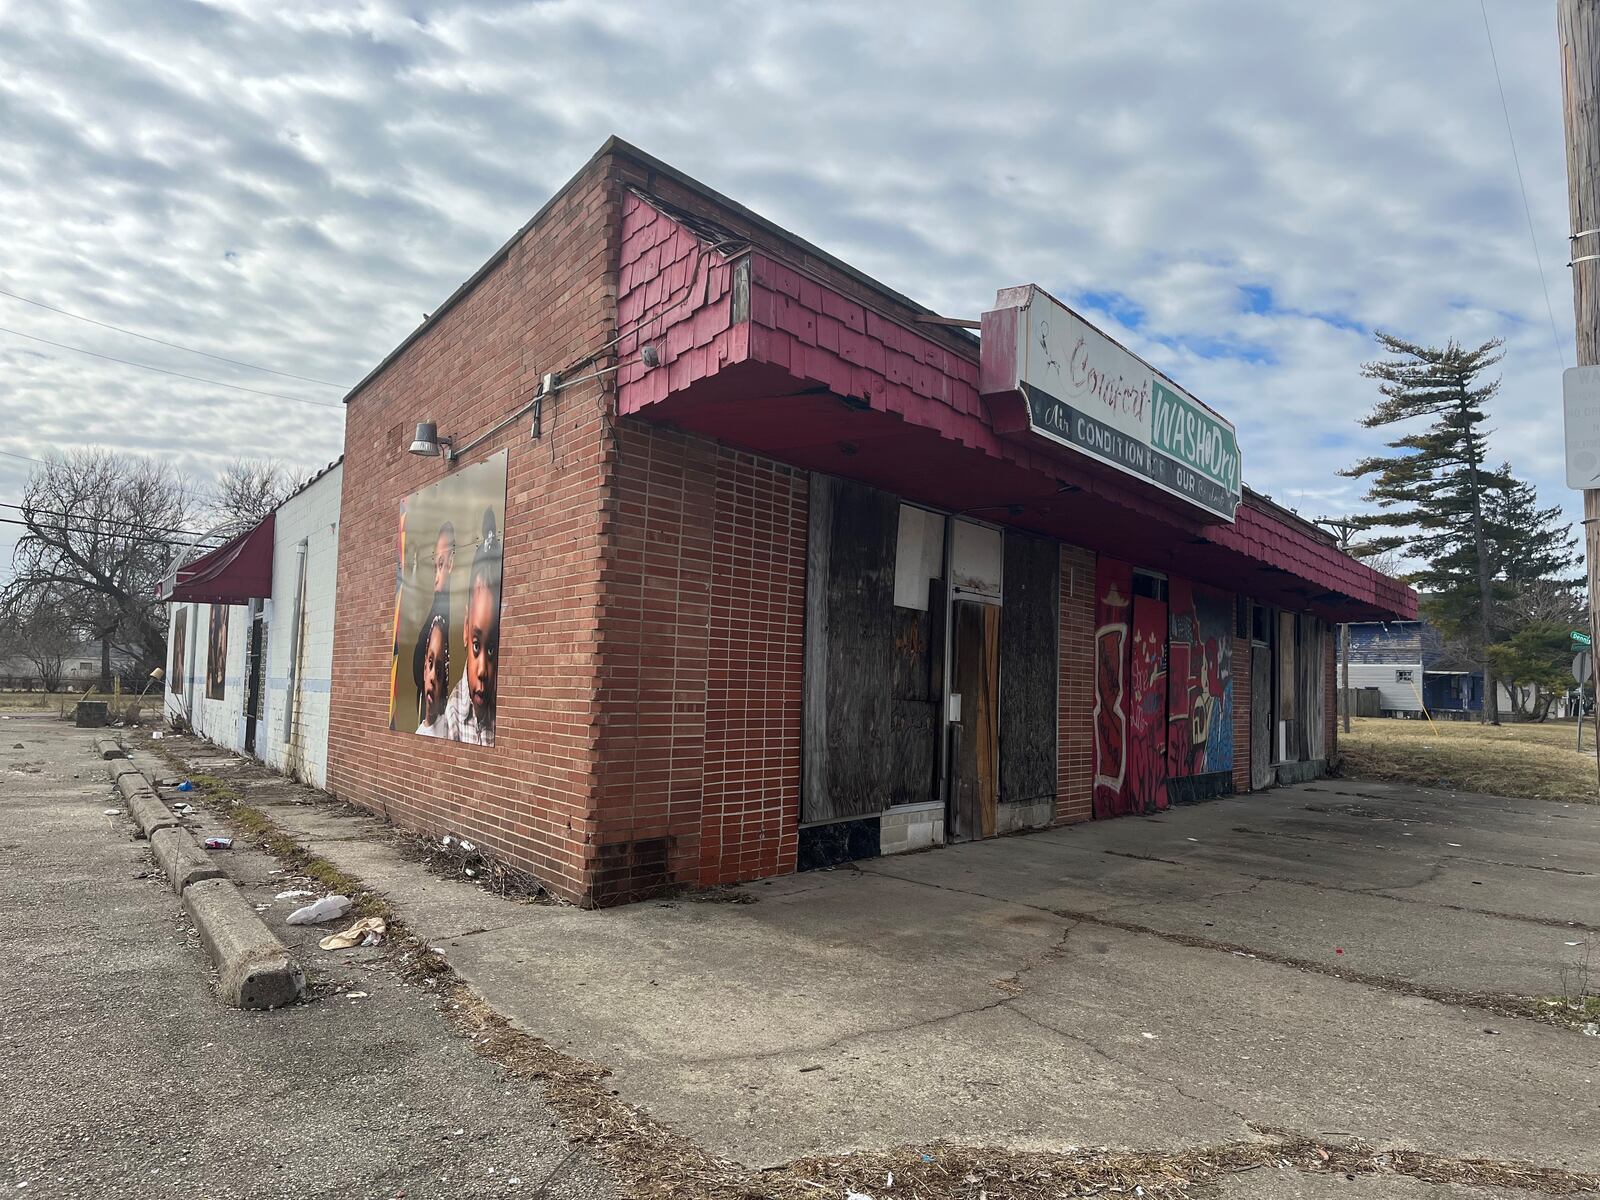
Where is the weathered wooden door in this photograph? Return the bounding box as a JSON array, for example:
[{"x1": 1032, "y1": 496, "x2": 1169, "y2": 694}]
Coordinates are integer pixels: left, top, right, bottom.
[
  {"x1": 1251, "y1": 620, "x2": 1272, "y2": 789},
  {"x1": 1126, "y1": 593, "x2": 1169, "y2": 812},
  {"x1": 949, "y1": 600, "x2": 1000, "y2": 841}
]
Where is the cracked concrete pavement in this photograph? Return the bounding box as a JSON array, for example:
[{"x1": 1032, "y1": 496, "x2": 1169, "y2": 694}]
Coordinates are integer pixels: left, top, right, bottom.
[
  {"x1": 0, "y1": 717, "x2": 619, "y2": 1199},
  {"x1": 136, "y1": 728, "x2": 1600, "y2": 1188}
]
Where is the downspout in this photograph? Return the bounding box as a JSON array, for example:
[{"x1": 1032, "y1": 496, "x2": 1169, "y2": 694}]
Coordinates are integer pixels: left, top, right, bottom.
[
  {"x1": 283, "y1": 540, "x2": 308, "y2": 772},
  {"x1": 937, "y1": 513, "x2": 956, "y2": 816}
]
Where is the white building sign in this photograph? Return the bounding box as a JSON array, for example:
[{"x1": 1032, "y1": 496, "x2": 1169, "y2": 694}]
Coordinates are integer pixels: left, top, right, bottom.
[{"x1": 979, "y1": 285, "x2": 1241, "y2": 522}]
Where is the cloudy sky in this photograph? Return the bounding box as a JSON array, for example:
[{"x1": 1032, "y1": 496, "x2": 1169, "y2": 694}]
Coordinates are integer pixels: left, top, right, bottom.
[{"x1": 0, "y1": 0, "x2": 1577, "y2": 569}]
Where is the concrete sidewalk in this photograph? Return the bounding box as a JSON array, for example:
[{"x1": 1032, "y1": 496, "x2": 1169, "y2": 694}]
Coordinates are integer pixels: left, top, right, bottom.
[
  {"x1": 142, "y1": 729, "x2": 1600, "y2": 1191},
  {"x1": 0, "y1": 717, "x2": 619, "y2": 1199}
]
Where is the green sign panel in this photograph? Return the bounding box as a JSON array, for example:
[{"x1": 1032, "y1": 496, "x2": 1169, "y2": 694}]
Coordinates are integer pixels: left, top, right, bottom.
[
  {"x1": 1150, "y1": 380, "x2": 1242, "y2": 495},
  {"x1": 1572, "y1": 630, "x2": 1592, "y2": 648}
]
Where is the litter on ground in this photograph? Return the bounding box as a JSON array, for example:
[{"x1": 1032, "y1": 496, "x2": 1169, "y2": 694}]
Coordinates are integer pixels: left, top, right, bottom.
[
  {"x1": 319, "y1": 916, "x2": 387, "y2": 951},
  {"x1": 286, "y1": 895, "x2": 353, "y2": 925}
]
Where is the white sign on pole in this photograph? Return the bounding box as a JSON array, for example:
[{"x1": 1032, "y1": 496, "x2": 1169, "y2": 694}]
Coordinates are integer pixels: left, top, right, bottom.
[
  {"x1": 1563, "y1": 365, "x2": 1600, "y2": 488},
  {"x1": 1574, "y1": 651, "x2": 1593, "y2": 684}
]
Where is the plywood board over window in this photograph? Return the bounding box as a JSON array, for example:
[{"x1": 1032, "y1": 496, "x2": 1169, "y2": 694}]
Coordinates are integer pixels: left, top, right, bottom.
[
  {"x1": 1299, "y1": 614, "x2": 1326, "y2": 762},
  {"x1": 803, "y1": 474, "x2": 899, "y2": 823},
  {"x1": 890, "y1": 503, "x2": 945, "y2": 806},
  {"x1": 998, "y1": 530, "x2": 1059, "y2": 806}
]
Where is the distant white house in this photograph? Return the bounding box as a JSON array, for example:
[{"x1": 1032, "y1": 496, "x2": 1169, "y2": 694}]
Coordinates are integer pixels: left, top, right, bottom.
[
  {"x1": 0, "y1": 641, "x2": 137, "y2": 690},
  {"x1": 1343, "y1": 620, "x2": 1482, "y2": 718}
]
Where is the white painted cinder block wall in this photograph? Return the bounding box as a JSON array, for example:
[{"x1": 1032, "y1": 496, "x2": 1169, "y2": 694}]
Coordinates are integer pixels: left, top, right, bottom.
[
  {"x1": 261, "y1": 464, "x2": 342, "y2": 790},
  {"x1": 164, "y1": 599, "x2": 251, "y2": 753}
]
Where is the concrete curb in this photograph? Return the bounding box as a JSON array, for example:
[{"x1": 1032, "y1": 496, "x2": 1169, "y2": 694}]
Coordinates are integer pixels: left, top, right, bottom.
[
  {"x1": 105, "y1": 757, "x2": 305, "y2": 1010},
  {"x1": 150, "y1": 826, "x2": 227, "y2": 893},
  {"x1": 93, "y1": 736, "x2": 125, "y2": 760},
  {"x1": 116, "y1": 772, "x2": 180, "y2": 840},
  {"x1": 183, "y1": 879, "x2": 307, "y2": 1009}
]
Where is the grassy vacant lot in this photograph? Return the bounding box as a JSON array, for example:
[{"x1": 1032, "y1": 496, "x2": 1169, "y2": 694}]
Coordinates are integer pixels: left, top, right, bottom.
[
  {"x1": 0, "y1": 689, "x2": 161, "y2": 720},
  {"x1": 1340, "y1": 716, "x2": 1600, "y2": 803},
  {"x1": 0, "y1": 690, "x2": 61, "y2": 712}
]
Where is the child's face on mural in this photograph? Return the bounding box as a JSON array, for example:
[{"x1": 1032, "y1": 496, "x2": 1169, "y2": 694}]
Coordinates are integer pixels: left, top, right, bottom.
[
  {"x1": 422, "y1": 624, "x2": 447, "y2": 718},
  {"x1": 464, "y1": 578, "x2": 499, "y2": 717},
  {"x1": 433, "y1": 530, "x2": 456, "y2": 595}
]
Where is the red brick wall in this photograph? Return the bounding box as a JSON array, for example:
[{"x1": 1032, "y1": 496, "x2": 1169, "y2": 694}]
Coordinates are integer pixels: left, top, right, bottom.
[
  {"x1": 702, "y1": 447, "x2": 807, "y2": 883},
  {"x1": 591, "y1": 423, "x2": 806, "y2": 902},
  {"x1": 327, "y1": 153, "x2": 622, "y2": 904},
  {"x1": 1057, "y1": 545, "x2": 1095, "y2": 824},
  {"x1": 1233, "y1": 633, "x2": 1252, "y2": 792}
]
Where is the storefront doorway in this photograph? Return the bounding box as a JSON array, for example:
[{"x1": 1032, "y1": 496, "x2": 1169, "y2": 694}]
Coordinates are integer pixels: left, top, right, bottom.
[
  {"x1": 948, "y1": 599, "x2": 999, "y2": 840},
  {"x1": 800, "y1": 475, "x2": 1058, "y2": 866}
]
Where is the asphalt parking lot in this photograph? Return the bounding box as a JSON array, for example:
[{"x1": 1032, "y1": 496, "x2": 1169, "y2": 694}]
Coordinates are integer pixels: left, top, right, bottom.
[{"x1": 22, "y1": 718, "x2": 1600, "y2": 1198}]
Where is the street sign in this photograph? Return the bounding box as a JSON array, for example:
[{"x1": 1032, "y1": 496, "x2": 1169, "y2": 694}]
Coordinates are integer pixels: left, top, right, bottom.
[
  {"x1": 1575, "y1": 630, "x2": 1593, "y2": 648},
  {"x1": 1575, "y1": 651, "x2": 1594, "y2": 684},
  {"x1": 1564, "y1": 365, "x2": 1600, "y2": 488}
]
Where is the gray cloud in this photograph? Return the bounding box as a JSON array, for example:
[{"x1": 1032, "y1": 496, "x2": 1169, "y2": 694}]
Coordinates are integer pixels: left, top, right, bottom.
[{"x1": 0, "y1": 0, "x2": 1577, "y2": 574}]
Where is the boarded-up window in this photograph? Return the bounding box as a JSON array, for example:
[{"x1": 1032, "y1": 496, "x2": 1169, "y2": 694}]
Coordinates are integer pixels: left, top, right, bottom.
[
  {"x1": 1299, "y1": 614, "x2": 1326, "y2": 762},
  {"x1": 890, "y1": 504, "x2": 946, "y2": 806},
  {"x1": 803, "y1": 475, "x2": 899, "y2": 823},
  {"x1": 893, "y1": 504, "x2": 944, "y2": 610},
  {"x1": 1277, "y1": 611, "x2": 1297, "y2": 723},
  {"x1": 999, "y1": 531, "x2": 1059, "y2": 805},
  {"x1": 950, "y1": 520, "x2": 1003, "y2": 600}
]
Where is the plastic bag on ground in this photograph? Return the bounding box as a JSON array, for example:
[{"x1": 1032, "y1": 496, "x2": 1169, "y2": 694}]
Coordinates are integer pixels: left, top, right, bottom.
[
  {"x1": 285, "y1": 895, "x2": 353, "y2": 925},
  {"x1": 319, "y1": 916, "x2": 387, "y2": 951}
]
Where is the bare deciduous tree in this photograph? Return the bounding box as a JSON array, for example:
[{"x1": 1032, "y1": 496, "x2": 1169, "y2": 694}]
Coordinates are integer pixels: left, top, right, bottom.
[
  {"x1": 0, "y1": 594, "x2": 77, "y2": 691},
  {"x1": 2, "y1": 451, "x2": 193, "y2": 687},
  {"x1": 211, "y1": 457, "x2": 303, "y2": 531}
]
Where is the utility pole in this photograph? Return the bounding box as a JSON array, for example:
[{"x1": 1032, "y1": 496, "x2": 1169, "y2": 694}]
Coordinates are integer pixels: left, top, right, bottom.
[
  {"x1": 1315, "y1": 515, "x2": 1363, "y2": 734},
  {"x1": 1559, "y1": 0, "x2": 1600, "y2": 791}
]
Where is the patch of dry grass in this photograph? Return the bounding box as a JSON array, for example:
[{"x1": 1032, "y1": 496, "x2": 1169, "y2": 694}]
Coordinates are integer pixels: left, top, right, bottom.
[
  {"x1": 1339, "y1": 717, "x2": 1600, "y2": 803},
  {"x1": 0, "y1": 690, "x2": 61, "y2": 712}
]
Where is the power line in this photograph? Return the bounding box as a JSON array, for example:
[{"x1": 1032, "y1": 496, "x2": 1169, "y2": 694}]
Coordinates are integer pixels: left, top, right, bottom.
[
  {"x1": 0, "y1": 326, "x2": 346, "y2": 409},
  {"x1": 1479, "y1": 0, "x2": 1568, "y2": 369},
  {"x1": 0, "y1": 500, "x2": 215, "y2": 542},
  {"x1": 0, "y1": 515, "x2": 217, "y2": 552},
  {"x1": 0, "y1": 448, "x2": 46, "y2": 465},
  {"x1": 0, "y1": 286, "x2": 351, "y2": 389}
]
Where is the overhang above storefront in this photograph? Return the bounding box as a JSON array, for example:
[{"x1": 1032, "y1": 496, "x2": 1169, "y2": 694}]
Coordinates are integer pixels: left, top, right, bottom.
[
  {"x1": 155, "y1": 514, "x2": 274, "y2": 605},
  {"x1": 613, "y1": 191, "x2": 1415, "y2": 625}
]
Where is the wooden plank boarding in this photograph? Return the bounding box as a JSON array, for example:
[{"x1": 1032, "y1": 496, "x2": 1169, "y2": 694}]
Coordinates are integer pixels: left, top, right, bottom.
[
  {"x1": 890, "y1": 595, "x2": 939, "y2": 806},
  {"x1": 999, "y1": 531, "x2": 1060, "y2": 806},
  {"x1": 1251, "y1": 624, "x2": 1272, "y2": 790},
  {"x1": 802, "y1": 474, "x2": 898, "y2": 823}
]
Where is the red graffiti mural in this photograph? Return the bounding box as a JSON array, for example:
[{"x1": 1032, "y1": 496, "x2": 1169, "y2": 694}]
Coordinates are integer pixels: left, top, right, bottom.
[
  {"x1": 1127, "y1": 593, "x2": 1168, "y2": 813},
  {"x1": 1166, "y1": 577, "x2": 1234, "y2": 782},
  {"x1": 1092, "y1": 559, "x2": 1132, "y2": 818}
]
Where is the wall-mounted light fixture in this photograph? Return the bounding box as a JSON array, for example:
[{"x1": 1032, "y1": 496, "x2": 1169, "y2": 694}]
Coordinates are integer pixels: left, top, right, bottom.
[{"x1": 407, "y1": 422, "x2": 455, "y2": 462}]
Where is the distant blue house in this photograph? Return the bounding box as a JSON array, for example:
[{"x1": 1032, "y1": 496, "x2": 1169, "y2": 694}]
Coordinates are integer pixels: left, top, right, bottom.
[{"x1": 1344, "y1": 620, "x2": 1484, "y2": 718}]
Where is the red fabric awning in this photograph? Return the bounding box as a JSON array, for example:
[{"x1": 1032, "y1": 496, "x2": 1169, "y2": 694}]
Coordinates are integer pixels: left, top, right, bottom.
[{"x1": 156, "y1": 514, "x2": 274, "y2": 604}]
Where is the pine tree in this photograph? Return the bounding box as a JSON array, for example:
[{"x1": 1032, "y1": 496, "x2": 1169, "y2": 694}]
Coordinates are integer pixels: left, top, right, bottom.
[
  {"x1": 1342, "y1": 333, "x2": 1514, "y2": 723},
  {"x1": 1484, "y1": 471, "x2": 1581, "y2": 604}
]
